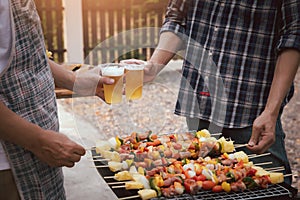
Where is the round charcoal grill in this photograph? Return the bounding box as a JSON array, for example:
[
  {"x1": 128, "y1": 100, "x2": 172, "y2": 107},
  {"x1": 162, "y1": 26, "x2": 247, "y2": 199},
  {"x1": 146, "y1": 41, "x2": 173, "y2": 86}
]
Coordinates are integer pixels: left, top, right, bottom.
[{"x1": 91, "y1": 149, "x2": 298, "y2": 200}]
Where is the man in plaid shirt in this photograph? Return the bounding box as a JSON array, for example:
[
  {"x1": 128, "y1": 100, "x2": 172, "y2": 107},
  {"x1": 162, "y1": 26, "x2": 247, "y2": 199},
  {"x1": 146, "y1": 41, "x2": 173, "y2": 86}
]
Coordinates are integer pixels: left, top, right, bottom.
[
  {"x1": 141, "y1": 0, "x2": 300, "y2": 184},
  {"x1": 0, "y1": 0, "x2": 114, "y2": 199}
]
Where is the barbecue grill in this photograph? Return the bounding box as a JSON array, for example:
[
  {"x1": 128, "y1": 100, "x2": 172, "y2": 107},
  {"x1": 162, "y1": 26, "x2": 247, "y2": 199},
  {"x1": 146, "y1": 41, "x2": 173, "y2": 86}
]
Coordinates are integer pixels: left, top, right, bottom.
[{"x1": 92, "y1": 150, "x2": 298, "y2": 200}]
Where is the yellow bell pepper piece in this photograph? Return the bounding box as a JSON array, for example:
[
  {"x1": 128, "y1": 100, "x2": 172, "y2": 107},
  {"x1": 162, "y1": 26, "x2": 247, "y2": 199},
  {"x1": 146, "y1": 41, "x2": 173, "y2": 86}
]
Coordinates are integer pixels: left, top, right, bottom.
[{"x1": 221, "y1": 181, "x2": 231, "y2": 193}]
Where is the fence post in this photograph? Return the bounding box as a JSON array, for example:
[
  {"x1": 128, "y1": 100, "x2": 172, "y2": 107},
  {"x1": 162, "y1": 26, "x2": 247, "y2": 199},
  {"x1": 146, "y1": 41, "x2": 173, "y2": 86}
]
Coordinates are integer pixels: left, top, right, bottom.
[{"x1": 62, "y1": 0, "x2": 84, "y2": 63}]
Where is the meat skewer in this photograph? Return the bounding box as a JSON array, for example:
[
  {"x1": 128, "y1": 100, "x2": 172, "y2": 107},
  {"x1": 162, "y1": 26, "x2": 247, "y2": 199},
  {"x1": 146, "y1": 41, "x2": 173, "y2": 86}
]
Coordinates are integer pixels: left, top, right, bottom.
[{"x1": 112, "y1": 181, "x2": 144, "y2": 190}]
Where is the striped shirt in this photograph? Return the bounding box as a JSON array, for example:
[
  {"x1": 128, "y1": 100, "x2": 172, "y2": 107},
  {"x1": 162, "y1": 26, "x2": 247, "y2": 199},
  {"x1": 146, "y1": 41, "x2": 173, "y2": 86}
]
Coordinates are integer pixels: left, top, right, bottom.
[{"x1": 161, "y1": 0, "x2": 300, "y2": 128}]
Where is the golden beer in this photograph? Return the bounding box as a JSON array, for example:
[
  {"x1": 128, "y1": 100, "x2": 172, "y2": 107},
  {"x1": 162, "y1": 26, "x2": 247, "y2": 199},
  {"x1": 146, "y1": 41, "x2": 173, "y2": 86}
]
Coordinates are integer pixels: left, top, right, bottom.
[
  {"x1": 124, "y1": 64, "x2": 145, "y2": 100},
  {"x1": 101, "y1": 64, "x2": 124, "y2": 104}
]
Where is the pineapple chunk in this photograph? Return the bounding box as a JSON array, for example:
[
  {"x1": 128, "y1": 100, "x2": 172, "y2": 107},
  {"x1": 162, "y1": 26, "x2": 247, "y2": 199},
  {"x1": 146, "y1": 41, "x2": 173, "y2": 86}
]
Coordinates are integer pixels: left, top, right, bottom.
[
  {"x1": 108, "y1": 137, "x2": 117, "y2": 149},
  {"x1": 252, "y1": 166, "x2": 270, "y2": 176},
  {"x1": 108, "y1": 161, "x2": 123, "y2": 172},
  {"x1": 95, "y1": 140, "x2": 111, "y2": 154},
  {"x1": 269, "y1": 172, "x2": 284, "y2": 184},
  {"x1": 234, "y1": 151, "x2": 249, "y2": 163},
  {"x1": 101, "y1": 151, "x2": 121, "y2": 162},
  {"x1": 125, "y1": 181, "x2": 144, "y2": 190},
  {"x1": 109, "y1": 151, "x2": 121, "y2": 162},
  {"x1": 243, "y1": 161, "x2": 254, "y2": 167},
  {"x1": 114, "y1": 171, "x2": 133, "y2": 181},
  {"x1": 138, "y1": 189, "x2": 157, "y2": 200},
  {"x1": 196, "y1": 129, "x2": 211, "y2": 138},
  {"x1": 218, "y1": 137, "x2": 234, "y2": 153}
]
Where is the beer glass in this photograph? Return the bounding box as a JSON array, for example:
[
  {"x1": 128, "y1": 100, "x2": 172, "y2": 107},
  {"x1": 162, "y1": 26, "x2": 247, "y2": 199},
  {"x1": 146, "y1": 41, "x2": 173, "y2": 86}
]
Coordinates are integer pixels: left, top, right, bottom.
[
  {"x1": 122, "y1": 62, "x2": 145, "y2": 100},
  {"x1": 101, "y1": 63, "x2": 124, "y2": 104}
]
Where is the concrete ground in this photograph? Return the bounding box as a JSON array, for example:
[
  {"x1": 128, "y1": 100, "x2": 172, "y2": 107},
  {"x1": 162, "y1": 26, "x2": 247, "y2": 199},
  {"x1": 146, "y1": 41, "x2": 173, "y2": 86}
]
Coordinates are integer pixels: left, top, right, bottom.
[{"x1": 58, "y1": 103, "x2": 118, "y2": 200}]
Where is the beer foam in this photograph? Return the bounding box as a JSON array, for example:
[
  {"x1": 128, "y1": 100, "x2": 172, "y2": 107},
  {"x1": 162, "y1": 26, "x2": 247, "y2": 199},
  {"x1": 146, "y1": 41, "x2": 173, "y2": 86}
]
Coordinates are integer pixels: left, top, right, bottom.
[
  {"x1": 124, "y1": 64, "x2": 145, "y2": 70},
  {"x1": 102, "y1": 66, "x2": 124, "y2": 76},
  {"x1": 120, "y1": 59, "x2": 147, "y2": 65}
]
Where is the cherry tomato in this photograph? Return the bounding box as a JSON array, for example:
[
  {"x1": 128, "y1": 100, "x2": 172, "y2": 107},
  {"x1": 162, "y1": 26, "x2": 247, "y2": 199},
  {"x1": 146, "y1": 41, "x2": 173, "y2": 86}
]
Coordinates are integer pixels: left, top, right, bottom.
[
  {"x1": 246, "y1": 168, "x2": 257, "y2": 177},
  {"x1": 212, "y1": 185, "x2": 223, "y2": 193},
  {"x1": 202, "y1": 180, "x2": 216, "y2": 190},
  {"x1": 184, "y1": 179, "x2": 197, "y2": 194},
  {"x1": 194, "y1": 174, "x2": 206, "y2": 181}
]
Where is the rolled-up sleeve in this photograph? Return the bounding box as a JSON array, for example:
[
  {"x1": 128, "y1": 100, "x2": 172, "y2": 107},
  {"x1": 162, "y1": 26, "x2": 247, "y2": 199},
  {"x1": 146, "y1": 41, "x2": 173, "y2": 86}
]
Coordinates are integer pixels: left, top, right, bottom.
[
  {"x1": 276, "y1": 0, "x2": 300, "y2": 53},
  {"x1": 160, "y1": 0, "x2": 189, "y2": 38}
]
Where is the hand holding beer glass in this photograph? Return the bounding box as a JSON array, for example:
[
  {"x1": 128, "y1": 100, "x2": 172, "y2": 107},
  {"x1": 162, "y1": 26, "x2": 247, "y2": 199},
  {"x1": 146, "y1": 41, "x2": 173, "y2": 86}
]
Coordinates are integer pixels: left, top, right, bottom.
[
  {"x1": 121, "y1": 60, "x2": 146, "y2": 100},
  {"x1": 101, "y1": 63, "x2": 124, "y2": 104}
]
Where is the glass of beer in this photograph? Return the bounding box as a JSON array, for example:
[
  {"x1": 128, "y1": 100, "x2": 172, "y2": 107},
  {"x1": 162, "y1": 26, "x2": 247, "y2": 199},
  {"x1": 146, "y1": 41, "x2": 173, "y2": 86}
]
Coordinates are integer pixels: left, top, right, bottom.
[
  {"x1": 121, "y1": 61, "x2": 146, "y2": 100},
  {"x1": 101, "y1": 63, "x2": 124, "y2": 104}
]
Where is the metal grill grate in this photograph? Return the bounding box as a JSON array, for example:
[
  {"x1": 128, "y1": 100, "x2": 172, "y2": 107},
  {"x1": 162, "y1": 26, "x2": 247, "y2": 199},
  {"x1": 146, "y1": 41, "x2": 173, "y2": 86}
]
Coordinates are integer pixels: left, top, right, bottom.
[
  {"x1": 149, "y1": 184, "x2": 291, "y2": 200},
  {"x1": 92, "y1": 150, "x2": 297, "y2": 200}
]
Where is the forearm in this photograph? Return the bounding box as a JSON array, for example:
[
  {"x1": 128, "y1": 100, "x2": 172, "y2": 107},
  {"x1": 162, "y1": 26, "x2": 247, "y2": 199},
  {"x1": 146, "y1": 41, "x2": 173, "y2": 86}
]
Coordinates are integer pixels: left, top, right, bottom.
[
  {"x1": 48, "y1": 59, "x2": 75, "y2": 91},
  {"x1": 264, "y1": 49, "x2": 300, "y2": 116},
  {"x1": 0, "y1": 102, "x2": 44, "y2": 150},
  {"x1": 149, "y1": 31, "x2": 183, "y2": 70}
]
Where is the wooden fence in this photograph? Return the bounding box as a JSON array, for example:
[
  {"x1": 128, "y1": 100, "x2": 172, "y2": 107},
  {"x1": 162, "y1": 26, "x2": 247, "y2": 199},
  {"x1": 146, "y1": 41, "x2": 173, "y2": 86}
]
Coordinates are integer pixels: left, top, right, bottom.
[
  {"x1": 35, "y1": 0, "x2": 169, "y2": 64},
  {"x1": 82, "y1": 0, "x2": 168, "y2": 64},
  {"x1": 35, "y1": 0, "x2": 65, "y2": 63}
]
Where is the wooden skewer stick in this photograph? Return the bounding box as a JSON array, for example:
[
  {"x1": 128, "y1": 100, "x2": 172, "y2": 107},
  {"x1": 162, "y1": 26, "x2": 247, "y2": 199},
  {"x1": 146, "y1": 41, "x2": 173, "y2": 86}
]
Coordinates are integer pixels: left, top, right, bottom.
[
  {"x1": 211, "y1": 133, "x2": 222, "y2": 136},
  {"x1": 108, "y1": 181, "x2": 129, "y2": 185},
  {"x1": 254, "y1": 161, "x2": 273, "y2": 166},
  {"x1": 248, "y1": 153, "x2": 257, "y2": 157},
  {"x1": 267, "y1": 169, "x2": 285, "y2": 172},
  {"x1": 104, "y1": 176, "x2": 115, "y2": 179},
  {"x1": 112, "y1": 185, "x2": 126, "y2": 189},
  {"x1": 90, "y1": 165, "x2": 108, "y2": 168},
  {"x1": 89, "y1": 158, "x2": 110, "y2": 162},
  {"x1": 91, "y1": 155, "x2": 103, "y2": 158},
  {"x1": 267, "y1": 168, "x2": 285, "y2": 172},
  {"x1": 248, "y1": 152, "x2": 271, "y2": 159},
  {"x1": 264, "y1": 166, "x2": 285, "y2": 171},
  {"x1": 284, "y1": 174, "x2": 293, "y2": 177},
  {"x1": 266, "y1": 167, "x2": 285, "y2": 171},
  {"x1": 234, "y1": 144, "x2": 248, "y2": 148},
  {"x1": 119, "y1": 195, "x2": 140, "y2": 200}
]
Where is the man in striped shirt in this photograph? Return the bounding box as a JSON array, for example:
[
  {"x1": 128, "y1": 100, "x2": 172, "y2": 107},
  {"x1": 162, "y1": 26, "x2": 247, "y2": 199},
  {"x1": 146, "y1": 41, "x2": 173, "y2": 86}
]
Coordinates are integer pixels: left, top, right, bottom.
[{"x1": 145, "y1": 0, "x2": 300, "y2": 184}]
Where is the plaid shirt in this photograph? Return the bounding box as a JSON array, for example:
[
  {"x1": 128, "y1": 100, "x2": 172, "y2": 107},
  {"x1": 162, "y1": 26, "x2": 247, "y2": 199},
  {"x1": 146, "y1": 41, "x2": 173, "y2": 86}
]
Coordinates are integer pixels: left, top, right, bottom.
[
  {"x1": 161, "y1": 0, "x2": 300, "y2": 128},
  {"x1": 0, "y1": 0, "x2": 65, "y2": 199}
]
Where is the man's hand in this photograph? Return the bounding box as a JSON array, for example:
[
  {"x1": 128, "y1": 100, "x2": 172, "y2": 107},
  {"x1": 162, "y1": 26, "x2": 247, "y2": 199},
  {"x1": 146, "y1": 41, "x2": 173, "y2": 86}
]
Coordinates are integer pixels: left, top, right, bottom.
[
  {"x1": 247, "y1": 110, "x2": 277, "y2": 154},
  {"x1": 73, "y1": 66, "x2": 114, "y2": 100},
  {"x1": 49, "y1": 61, "x2": 114, "y2": 101},
  {"x1": 248, "y1": 49, "x2": 300, "y2": 154},
  {"x1": 120, "y1": 59, "x2": 163, "y2": 83},
  {"x1": 30, "y1": 130, "x2": 86, "y2": 168},
  {"x1": 144, "y1": 61, "x2": 165, "y2": 83}
]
